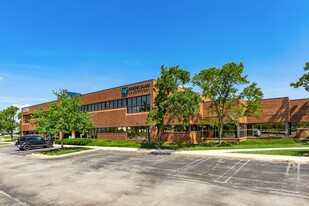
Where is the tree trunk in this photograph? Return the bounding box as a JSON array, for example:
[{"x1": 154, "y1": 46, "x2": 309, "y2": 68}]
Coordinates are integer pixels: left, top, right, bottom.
[
  {"x1": 157, "y1": 126, "x2": 163, "y2": 149},
  {"x1": 71, "y1": 131, "x2": 75, "y2": 139},
  {"x1": 61, "y1": 139, "x2": 64, "y2": 150},
  {"x1": 10, "y1": 130, "x2": 13, "y2": 141},
  {"x1": 218, "y1": 122, "x2": 223, "y2": 145}
]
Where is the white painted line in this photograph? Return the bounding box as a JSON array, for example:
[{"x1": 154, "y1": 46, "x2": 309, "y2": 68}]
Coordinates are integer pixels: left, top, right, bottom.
[
  {"x1": 0, "y1": 190, "x2": 28, "y2": 206},
  {"x1": 285, "y1": 163, "x2": 291, "y2": 177},
  {"x1": 170, "y1": 158, "x2": 211, "y2": 175},
  {"x1": 131, "y1": 156, "x2": 179, "y2": 173},
  {"x1": 297, "y1": 163, "x2": 301, "y2": 184},
  {"x1": 214, "y1": 160, "x2": 242, "y2": 182},
  {"x1": 222, "y1": 160, "x2": 250, "y2": 183}
]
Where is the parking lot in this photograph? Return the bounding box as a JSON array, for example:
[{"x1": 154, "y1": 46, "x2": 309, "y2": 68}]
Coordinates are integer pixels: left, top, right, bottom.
[{"x1": 0, "y1": 144, "x2": 309, "y2": 205}]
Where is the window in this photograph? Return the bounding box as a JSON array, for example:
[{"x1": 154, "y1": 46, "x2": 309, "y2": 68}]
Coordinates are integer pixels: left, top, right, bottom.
[
  {"x1": 127, "y1": 95, "x2": 151, "y2": 113},
  {"x1": 80, "y1": 95, "x2": 150, "y2": 113},
  {"x1": 113, "y1": 100, "x2": 118, "y2": 108},
  {"x1": 122, "y1": 99, "x2": 127, "y2": 107},
  {"x1": 117, "y1": 100, "x2": 122, "y2": 108}
]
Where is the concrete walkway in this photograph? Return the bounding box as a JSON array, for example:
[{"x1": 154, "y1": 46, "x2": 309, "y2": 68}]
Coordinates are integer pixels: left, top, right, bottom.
[
  {"x1": 174, "y1": 147, "x2": 309, "y2": 164},
  {"x1": 53, "y1": 144, "x2": 309, "y2": 164}
]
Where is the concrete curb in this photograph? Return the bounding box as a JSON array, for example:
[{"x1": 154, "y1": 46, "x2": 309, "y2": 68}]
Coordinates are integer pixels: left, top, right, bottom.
[
  {"x1": 50, "y1": 144, "x2": 309, "y2": 164},
  {"x1": 30, "y1": 147, "x2": 99, "y2": 159},
  {"x1": 173, "y1": 151, "x2": 309, "y2": 164}
]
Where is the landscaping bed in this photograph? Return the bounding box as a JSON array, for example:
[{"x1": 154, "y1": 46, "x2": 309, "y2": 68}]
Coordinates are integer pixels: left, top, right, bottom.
[
  {"x1": 55, "y1": 138, "x2": 309, "y2": 151},
  {"x1": 35, "y1": 147, "x2": 93, "y2": 156}
]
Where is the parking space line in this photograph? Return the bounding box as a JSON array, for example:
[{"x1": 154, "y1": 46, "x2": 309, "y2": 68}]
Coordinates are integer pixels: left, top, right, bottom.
[
  {"x1": 130, "y1": 156, "x2": 179, "y2": 173},
  {"x1": 0, "y1": 190, "x2": 29, "y2": 206},
  {"x1": 222, "y1": 160, "x2": 249, "y2": 183},
  {"x1": 169, "y1": 158, "x2": 211, "y2": 176},
  {"x1": 285, "y1": 163, "x2": 291, "y2": 176},
  {"x1": 297, "y1": 163, "x2": 300, "y2": 184},
  {"x1": 200, "y1": 159, "x2": 225, "y2": 176},
  {"x1": 214, "y1": 160, "x2": 245, "y2": 183}
]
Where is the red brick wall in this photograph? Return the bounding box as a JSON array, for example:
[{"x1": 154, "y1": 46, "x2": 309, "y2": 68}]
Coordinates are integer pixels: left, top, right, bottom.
[
  {"x1": 290, "y1": 99, "x2": 309, "y2": 123},
  {"x1": 161, "y1": 132, "x2": 201, "y2": 143},
  {"x1": 97, "y1": 133, "x2": 127, "y2": 140},
  {"x1": 247, "y1": 97, "x2": 290, "y2": 123}
]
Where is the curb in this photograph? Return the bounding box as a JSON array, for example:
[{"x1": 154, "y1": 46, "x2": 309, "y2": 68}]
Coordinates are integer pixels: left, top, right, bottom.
[
  {"x1": 49, "y1": 144, "x2": 309, "y2": 164},
  {"x1": 31, "y1": 147, "x2": 99, "y2": 159}
]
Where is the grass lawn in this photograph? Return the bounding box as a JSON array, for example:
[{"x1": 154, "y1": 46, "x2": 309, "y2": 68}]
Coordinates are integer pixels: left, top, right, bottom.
[
  {"x1": 0, "y1": 135, "x2": 19, "y2": 141},
  {"x1": 55, "y1": 138, "x2": 309, "y2": 151},
  {"x1": 234, "y1": 150, "x2": 309, "y2": 157},
  {"x1": 35, "y1": 147, "x2": 92, "y2": 156}
]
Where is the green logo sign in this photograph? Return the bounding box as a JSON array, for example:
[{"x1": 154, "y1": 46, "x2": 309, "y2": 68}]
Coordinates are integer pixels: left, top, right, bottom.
[{"x1": 122, "y1": 87, "x2": 128, "y2": 97}]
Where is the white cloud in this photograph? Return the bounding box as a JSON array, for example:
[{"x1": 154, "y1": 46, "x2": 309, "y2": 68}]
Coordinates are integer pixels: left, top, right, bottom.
[{"x1": 0, "y1": 96, "x2": 49, "y2": 103}]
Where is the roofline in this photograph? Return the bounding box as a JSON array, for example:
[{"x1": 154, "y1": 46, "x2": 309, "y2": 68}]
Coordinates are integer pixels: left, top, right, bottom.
[
  {"x1": 22, "y1": 79, "x2": 155, "y2": 109},
  {"x1": 289, "y1": 98, "x2": 309, "y2": 101},
  {"x1": 80, "y1": 79, "x2": 155, "y2": 97},
  {"x1": 261, "y1": 97, "x2": 289, "y2": 101}
]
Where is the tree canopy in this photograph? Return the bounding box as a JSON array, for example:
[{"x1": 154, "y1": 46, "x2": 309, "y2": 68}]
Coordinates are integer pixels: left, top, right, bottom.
[
  {"x1": 290, "y1": 62, "x2": 309, "y2": 92},
  {"x1": 192, "y1": 62, "x2": 263, "y2": 143},
  {"x1": 0, "y1": 106, "x2": 20, "y2": 140},
  {"x1": 32, "y1": 89, "x2": 93, "y2": 149},
  {"x1": 145, "y1": 65, "x2": 201, "y2": 148}
]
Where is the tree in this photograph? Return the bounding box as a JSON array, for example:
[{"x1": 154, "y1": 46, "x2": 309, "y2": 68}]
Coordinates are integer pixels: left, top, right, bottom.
[
  {"x1": 290, "y1": 62, "x2": 309, "y2": 92},
  {"x1": 192, "y1": 62, "x2": 263, "y2": 144},
  {"x1": 0, "y1": 106, "x2": 19, "y2": 141},
  {"x1": 32, "y1": 89, "x2": 94, "y2": 149},
  {"x1": 145, "y1": 65, "x2": 201, "y2": 148}
]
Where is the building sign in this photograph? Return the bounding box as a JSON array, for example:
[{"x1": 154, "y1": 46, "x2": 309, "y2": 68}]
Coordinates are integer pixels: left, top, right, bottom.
[
  {"x1": 122, "y1": 83, "x2": 150, "y2": 97},
  {"x1": 22, "y1": 108, "x2": 29, "y2": 113},
  {"x1": 122, "y1": 87, "x2": 129, "y2": 97}
]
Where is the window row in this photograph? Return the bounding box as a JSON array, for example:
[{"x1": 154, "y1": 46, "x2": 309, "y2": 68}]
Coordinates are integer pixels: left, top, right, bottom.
[
  {"x1": 89, "y1": 126, "x2": 150, "y2": 140},
  {"x1": 80, "y1": 95, "x2": 150, "y2": 113}
]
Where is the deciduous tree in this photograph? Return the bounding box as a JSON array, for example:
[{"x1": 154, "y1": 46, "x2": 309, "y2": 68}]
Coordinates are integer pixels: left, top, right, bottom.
[
  {"x1": 192, "y1": 62, "x2": 263, "y2": 144},
  {"x1": 32, "y1": 89, "x2": 93, "y2": 149},
  {"x1": 145, "y1": 65, "x2": 201, "y2": 148},
  {"x1": 290, "y1": 62, "x2": 309, "y2": 92},
  {"x1": 0, "y1": 106, "x2": 19, "y2": 141}
]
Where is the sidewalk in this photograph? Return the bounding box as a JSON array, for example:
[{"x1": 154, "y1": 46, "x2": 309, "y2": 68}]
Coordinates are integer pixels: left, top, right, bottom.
[
  {"x1": 54, "y1": 144, "x2": 309, "y2": 164},
  {"x1": 174, "y1": 147, "x2": 309, "y2": 164}
]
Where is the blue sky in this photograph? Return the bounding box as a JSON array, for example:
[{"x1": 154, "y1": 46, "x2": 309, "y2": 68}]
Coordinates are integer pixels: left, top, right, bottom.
[{"x1": 0, "y1": 0, "x2": 308, "y2": 110}]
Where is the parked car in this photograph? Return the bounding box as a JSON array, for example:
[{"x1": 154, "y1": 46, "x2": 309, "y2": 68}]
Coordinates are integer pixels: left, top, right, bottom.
[{"x1": 14, "y1": 136, "x2": 53, "y2": 150}]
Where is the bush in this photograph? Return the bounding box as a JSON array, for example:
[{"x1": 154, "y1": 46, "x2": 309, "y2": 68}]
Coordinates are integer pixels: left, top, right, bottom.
[
  {"x1": 218, "y1": 142, "x2": 237, "y2": 147},
  {"x1": 55, "y1": 138, "x2": 93, "y2": 145}
]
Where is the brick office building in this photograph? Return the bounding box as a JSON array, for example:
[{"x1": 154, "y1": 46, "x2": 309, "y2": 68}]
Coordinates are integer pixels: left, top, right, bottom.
[{"x1": 20, "y1": 79, "x2": 309, "y2": 142}]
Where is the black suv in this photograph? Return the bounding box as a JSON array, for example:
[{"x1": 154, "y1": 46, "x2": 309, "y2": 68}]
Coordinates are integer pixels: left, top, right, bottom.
[{"x1": 14, "y1": 136, "x2": 53, "y2": 150}]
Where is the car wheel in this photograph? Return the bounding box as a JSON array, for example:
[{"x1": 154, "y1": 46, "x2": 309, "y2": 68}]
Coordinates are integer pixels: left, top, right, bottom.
[
  {"x1": 47, "y1": 143, "x2": 53, "y2": 148},
  {"x1": 23, "y1": 144, "x2": 31, "y2": 150}
]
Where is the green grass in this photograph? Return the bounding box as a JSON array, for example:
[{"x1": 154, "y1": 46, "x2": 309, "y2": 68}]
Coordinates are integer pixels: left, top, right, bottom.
[
  {"x1": 0, "y1": 135, "x2": 18, "y2": 141},
  {"x1": 234, "y1": 149, "x2": 309, "y2": 157},
  {"x1": 55, "y1": 138, "x2": 309, "y2": 151},
  {"x1": 35, "y1": 147, "x2": 92, "y2": 156}
]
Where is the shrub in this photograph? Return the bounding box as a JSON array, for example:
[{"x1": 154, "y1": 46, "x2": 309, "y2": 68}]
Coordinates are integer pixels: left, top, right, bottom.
[{"x1": 55, "y1": 138, "x2": 93, "y2": 145}]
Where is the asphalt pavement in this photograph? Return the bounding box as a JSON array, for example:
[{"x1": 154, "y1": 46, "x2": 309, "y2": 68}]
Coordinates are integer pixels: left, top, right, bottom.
[{"x1": 1, "y1": 144, "x2": 309, "y2": 205}]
